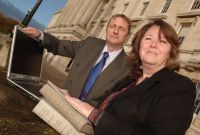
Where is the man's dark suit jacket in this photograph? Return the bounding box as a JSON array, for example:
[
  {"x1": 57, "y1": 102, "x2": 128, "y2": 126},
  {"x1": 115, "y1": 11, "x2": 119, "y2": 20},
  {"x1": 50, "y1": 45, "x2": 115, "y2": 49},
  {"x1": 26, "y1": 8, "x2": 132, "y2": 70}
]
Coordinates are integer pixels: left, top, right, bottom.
[
  {"x1": 95, "y1": 68, "x2": 196, "y2": 135},
  {"x1": 41, "y1": 33, "x2": 131, "y2": 106}
]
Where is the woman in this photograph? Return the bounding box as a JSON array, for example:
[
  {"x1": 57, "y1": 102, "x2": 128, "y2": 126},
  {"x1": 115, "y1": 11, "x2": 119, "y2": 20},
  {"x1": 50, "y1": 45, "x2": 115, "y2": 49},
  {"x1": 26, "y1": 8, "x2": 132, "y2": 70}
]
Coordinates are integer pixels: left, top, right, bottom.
[{"x1": 65, "y1": 20, "x2": 196, "y2": 135}]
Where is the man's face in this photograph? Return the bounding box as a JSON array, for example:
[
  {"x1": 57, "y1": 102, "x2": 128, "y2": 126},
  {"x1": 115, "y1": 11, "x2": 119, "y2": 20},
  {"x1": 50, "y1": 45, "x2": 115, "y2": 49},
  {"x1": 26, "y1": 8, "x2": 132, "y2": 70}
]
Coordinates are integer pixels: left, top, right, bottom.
[{"x1": 106, "y1": 17, "x2": 129, "y2": 48}]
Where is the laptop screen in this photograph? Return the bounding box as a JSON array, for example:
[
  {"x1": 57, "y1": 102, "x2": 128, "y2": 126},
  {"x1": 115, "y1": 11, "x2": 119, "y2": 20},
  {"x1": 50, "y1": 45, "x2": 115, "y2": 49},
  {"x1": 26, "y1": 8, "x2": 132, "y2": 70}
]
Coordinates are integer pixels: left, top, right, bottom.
[{"x1": 8, "y1": 26, "x2": 44, "y2": 77}]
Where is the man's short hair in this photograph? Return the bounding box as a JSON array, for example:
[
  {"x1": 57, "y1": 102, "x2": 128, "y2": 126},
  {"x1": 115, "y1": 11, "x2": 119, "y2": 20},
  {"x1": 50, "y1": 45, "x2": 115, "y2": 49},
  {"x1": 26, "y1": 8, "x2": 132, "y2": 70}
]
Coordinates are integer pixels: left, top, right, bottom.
[{"x1": 107, "y1": 14, "x2": 132, "y2": 34}]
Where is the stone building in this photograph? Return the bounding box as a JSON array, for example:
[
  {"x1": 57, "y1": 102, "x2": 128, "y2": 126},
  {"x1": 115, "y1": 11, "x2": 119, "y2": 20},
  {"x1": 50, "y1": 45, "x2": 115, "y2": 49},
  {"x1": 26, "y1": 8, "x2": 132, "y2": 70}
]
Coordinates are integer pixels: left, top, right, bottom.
[{"x1": 44, "y1": 0, "x2": 200, "y2": 134}]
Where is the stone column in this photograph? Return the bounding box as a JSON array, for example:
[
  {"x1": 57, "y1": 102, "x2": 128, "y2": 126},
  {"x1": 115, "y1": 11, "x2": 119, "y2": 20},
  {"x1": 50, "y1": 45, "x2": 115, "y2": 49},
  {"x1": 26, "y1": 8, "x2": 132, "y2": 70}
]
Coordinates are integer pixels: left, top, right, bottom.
[
  {"x1": 90, "y1": 0, "x2": 115, "y2": 34},
  {"x1": 87, "y1": 1, "x2": 104, "y2": 27},
  {"x1": 60, "y1": 0, "x2": 74, "y2": 26},
  {"x1": 79, "y1": 0, "x2": 102, "y2": 28},
  {"x1": 66, "y1": 0, "x2": 86, "y2": 25},
  {"x1": 72, "y1": 0, "x2": 92, "y2": 25},
  {"x1": 61, "y1": 0, "x2": 79, "y2": 26},
  {"x1": 62, "y1": 0, "x2": 80, "y2": 25},
  {"x1": 57, "y1": 0, "x2": 73, "y2": 26},
  {"x1": 98, "y1": 0, "x2": 115, "y2": 20}
]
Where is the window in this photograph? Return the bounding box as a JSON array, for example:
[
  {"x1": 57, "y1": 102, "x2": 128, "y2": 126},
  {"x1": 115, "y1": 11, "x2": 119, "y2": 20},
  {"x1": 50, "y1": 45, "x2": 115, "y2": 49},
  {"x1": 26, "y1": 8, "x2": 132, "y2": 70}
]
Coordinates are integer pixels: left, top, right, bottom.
[
  {"x1": 122, "y1": 3, "x2": 129, "y2": 13},
  {"x1": 94, "y1": 9, "x2": 104, "y2": 21},
  {"x1": 87, "y1": 22, "x2": 95, "y2": 34},
  {"x1": 95, "y1": 22, "x2": 105, "y2": 37},
  {"x1": 191, "y1": 0, "x2": 200, "y2": 10},
  {"x1": 139, "y1": 2, "x2": 149, "y2": 16},
  {"x1": 127, "y1": 21, "x2": 140, "y2": 46},
  {"x1": 106, "y1": 0, "x2": 116, "y2": 17},
  {"x1": 161, "y1": 0, "x2": 172, "y2": 13},
  {"x1": 106, "y1": 6, "x2": 115, "y2": 18},
  {"x1": 178, "y1": 23, "x2": 192, "y2": 44},
  {"x1": 194, "y1": 82, "x2": 200, "y2": 114}
]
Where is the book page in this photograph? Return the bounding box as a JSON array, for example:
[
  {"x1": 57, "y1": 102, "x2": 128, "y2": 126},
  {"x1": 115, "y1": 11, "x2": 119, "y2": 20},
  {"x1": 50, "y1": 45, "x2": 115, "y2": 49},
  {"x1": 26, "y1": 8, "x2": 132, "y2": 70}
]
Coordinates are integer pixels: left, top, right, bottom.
[
  {"x1": 33, "y1": 99, "x2": 86, "y2": 135},
  {"x1": 39, "y1": 80, "x2": 94, "y2": 135},
  {"x1": 46, "y1": 80, "x2": 64, "y2": 97}
]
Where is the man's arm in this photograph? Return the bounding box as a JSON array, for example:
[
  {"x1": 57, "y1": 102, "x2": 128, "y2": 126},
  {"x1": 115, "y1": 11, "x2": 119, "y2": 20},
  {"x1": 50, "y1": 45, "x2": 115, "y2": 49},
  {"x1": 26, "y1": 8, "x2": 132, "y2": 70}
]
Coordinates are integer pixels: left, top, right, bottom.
[{"x1": 23, "y1": 27, "x2": 82, "y2": 58}]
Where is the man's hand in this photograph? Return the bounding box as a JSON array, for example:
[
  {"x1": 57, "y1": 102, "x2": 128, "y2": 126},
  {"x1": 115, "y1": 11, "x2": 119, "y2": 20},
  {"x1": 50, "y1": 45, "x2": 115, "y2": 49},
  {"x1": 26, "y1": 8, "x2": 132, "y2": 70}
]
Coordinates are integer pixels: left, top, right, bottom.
[{"x1": 23, "y1": 27, "x2": 41, "y2": 38}]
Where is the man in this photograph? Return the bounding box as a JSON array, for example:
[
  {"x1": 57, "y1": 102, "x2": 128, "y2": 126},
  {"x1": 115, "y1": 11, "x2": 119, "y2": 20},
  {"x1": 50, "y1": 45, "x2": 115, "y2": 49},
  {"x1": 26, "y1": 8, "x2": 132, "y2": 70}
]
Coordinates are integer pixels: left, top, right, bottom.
[{"x1": 23, "y1": 14, "x2": 131, "y2": 107}]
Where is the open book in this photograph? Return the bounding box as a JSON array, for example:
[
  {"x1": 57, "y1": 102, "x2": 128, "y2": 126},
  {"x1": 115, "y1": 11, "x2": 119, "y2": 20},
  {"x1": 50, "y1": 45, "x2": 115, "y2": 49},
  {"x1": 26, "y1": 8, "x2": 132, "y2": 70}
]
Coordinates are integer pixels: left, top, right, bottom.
[{"x1": 32, "y1": 80, "x2": 94, "y2": 135}]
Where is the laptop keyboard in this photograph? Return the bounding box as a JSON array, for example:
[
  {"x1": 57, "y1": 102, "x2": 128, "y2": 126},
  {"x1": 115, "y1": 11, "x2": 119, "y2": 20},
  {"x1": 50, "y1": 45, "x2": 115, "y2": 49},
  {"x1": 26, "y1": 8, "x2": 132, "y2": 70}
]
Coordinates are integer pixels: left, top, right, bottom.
[{"x1": 15, "y1": 80, "x2": 43, "y2": 97}]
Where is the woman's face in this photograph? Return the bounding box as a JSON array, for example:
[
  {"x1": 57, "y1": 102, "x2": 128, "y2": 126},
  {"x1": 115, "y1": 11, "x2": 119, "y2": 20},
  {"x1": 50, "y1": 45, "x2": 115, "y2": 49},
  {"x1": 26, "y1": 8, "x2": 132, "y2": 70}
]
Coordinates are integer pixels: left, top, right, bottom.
[{"x1": 139, "y1": 25, "x2": 171, "y2": 70}]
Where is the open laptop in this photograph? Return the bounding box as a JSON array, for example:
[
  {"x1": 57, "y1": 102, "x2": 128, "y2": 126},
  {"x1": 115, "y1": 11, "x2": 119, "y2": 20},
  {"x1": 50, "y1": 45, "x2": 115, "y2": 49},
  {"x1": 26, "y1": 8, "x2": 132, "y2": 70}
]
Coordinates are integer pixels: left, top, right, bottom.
[{"x1": 6, "y1": 25, "x2": 44, "y2": 102}]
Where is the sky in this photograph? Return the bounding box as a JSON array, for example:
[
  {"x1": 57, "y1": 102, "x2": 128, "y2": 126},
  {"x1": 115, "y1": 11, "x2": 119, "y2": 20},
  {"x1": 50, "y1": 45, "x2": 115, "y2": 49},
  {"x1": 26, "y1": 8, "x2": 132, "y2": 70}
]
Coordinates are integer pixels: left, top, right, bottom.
[{"x1": 6, "y1": 0, "x2": 67, "y2": 27}]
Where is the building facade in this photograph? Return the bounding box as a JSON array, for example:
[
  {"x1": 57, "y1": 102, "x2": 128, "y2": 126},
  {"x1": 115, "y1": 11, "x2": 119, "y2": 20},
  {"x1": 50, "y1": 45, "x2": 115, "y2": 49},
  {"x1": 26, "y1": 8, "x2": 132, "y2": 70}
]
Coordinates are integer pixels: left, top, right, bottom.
[{"x1": 45, "y1": 0, "x2": 200, "y2": 134}]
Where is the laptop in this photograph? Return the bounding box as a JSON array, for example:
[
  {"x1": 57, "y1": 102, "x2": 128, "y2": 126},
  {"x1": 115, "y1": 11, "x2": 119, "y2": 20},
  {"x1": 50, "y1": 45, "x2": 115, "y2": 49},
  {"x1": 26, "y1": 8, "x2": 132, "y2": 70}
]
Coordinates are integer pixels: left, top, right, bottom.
[{"x1": 6, "y1": 25, "x2": 44, "y2": 102}]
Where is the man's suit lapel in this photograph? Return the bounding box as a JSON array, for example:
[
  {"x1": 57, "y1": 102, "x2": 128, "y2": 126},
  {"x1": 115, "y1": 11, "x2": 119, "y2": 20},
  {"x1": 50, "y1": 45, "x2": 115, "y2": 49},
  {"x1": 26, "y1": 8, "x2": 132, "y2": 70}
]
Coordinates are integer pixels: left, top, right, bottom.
[
  {"x1": 88, "y1": 51, "x2": 127, "y2": 98},
  {"x1": 71, "y1": 40, "x2": 106, "y2": 98}
]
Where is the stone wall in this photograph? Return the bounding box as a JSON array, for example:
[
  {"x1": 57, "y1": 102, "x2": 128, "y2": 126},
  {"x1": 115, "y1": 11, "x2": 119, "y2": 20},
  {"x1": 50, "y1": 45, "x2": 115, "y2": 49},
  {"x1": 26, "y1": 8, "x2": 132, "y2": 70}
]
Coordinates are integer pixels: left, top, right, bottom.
[{"x1": 0, "y1": 34, "x2": 11, "y2": 67}]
